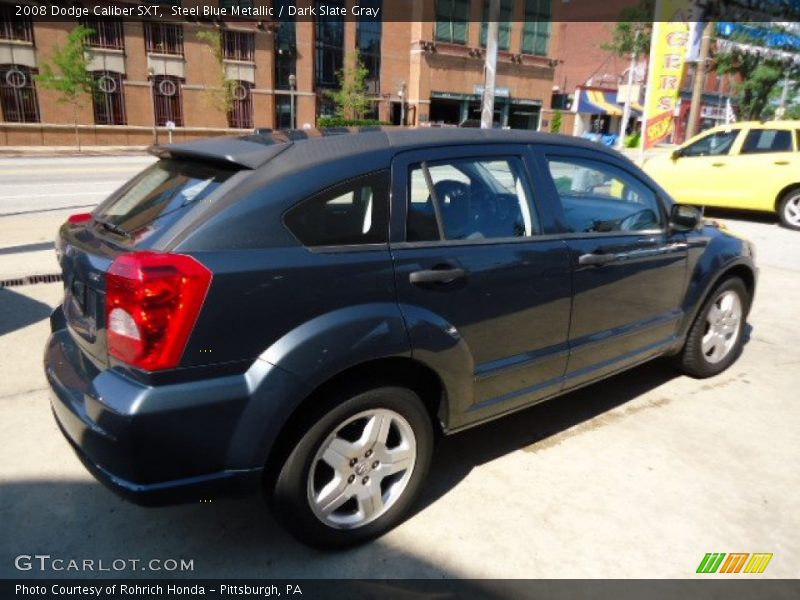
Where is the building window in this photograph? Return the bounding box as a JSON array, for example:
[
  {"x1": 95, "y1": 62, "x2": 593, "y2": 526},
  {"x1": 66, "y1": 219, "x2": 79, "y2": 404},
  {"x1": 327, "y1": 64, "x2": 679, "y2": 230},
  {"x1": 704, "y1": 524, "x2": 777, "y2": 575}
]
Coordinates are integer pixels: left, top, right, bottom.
[
  {"x1": 435, "y1": 0, "x2": 469, "y2": 44},
  {"x1": 93, "y1": 71, "x2": 126, "y2": 125},
  {"x1": 220, "y1": 0, "x2": 253, "y2": 11},
  {"x1": 522, "y1": 0, "x2": 551, "y2": 56},
  {"x1": 357, "y1": 0, "x2": 382, "y2": 95},
  {"x1": 480, "y1": 0, "x2": 513, "y2": 50},
  {"x1": 274, "y1": 0, "x2": 296, "y2": 90},
  {"x1": 144, "y1": 23, "x2": 183, "y2": 56},
  {"x1": 315, "y1": 0, "x2": 344, "y2": 89},
  {"x1": 83, "y1": 18, "x2": 124, "y2": 50},
  {"x1": 223, "y1": 30, "x2": 255, "y2": 61},
  {"x1": 275, "y1": 94, "x2": 293, "y2": 129},
  {"x1": 0, "y1": 7, "x2": 33, "y2": 42},
  {"x1": 228, "y1": 81, "x2": 253, "y2": 129},
  {"x1": 152, "y1": 75, "x2": 183, "y2": 126},
  {"x1": 0, "y1": 64, "x2": 39, "y2": 122}
]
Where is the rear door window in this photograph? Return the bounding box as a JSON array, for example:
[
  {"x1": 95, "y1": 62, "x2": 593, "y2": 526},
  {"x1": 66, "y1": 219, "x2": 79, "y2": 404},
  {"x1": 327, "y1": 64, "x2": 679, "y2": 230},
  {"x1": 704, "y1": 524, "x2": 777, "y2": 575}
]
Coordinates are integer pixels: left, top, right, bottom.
[
  {"x1": 94, "y1": 159, "x2": 236, "y2": 234},
  {"x1": 406, "y1": 157, "x2": 539, "y2": 242},
  {"x1": 740, "y1": 129, "x2": 793, "y2": 154},
  {"x1": 284, "y1": 172, "x2": 389, "y2": 247}
]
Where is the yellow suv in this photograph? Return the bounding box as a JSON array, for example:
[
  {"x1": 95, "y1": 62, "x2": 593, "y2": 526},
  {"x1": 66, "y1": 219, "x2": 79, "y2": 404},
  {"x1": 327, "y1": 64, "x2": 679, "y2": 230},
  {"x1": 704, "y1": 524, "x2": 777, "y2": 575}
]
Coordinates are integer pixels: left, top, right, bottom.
[{"x1": 643, "y1": 121, "x2": 800, "y2": 229}]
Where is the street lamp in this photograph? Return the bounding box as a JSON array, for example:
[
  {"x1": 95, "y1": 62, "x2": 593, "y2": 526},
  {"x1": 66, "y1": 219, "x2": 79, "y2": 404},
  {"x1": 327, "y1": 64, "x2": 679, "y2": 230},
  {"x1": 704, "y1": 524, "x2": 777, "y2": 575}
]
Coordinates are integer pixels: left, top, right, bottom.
[
  {"x1": 288, "y1": 73, "x2": 297, "y2": 130},
  {"x1": 398, "y1": 80, "x2": 406, "y2": 126}
]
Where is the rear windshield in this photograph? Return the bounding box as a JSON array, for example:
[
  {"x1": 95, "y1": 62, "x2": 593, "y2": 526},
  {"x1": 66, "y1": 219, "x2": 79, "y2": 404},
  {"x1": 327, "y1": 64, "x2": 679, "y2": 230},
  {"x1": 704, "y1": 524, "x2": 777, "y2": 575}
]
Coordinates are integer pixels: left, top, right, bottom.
[{"x1": 94, "y1": 159, "x2": 237, "y2": 234}]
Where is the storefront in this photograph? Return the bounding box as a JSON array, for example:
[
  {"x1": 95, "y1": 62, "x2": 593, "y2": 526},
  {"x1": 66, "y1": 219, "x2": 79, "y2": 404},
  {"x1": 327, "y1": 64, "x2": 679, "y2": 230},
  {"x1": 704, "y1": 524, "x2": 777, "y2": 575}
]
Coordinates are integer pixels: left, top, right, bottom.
[
  {"x1": 571, "y1": 86, "x2": 642, "y2": 145},
  {"x1": 428, "y1": 89, "x2": 542, "y2": 129}
]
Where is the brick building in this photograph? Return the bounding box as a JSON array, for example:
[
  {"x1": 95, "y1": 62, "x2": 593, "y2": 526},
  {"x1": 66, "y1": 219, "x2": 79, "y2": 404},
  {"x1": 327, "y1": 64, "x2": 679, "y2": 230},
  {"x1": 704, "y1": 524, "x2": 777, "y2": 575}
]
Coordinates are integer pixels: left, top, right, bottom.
[{"x1": 0, "y1": 0, "x2": 560, "y2": 146}]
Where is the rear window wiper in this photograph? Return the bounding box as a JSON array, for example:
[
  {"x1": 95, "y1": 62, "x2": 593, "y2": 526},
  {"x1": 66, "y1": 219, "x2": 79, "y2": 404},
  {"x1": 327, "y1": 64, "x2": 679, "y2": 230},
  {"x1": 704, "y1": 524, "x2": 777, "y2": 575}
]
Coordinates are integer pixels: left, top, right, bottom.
[{"x1": 94, "y1": 216, "x2": 132, "y2": 238}]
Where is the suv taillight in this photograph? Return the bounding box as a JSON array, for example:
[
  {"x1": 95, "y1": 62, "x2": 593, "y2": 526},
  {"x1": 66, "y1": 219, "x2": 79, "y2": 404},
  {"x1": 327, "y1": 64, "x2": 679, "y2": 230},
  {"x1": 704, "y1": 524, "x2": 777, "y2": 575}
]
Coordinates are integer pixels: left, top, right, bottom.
[{"x1": 106, "y1": 252, "x2": 212, "y2": 371}]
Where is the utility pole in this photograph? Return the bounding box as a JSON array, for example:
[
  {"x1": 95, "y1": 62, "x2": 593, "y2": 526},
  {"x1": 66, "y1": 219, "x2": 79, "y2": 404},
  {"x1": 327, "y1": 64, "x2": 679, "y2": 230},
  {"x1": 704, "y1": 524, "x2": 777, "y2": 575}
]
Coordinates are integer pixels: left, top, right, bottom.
[
  {"x1": 481, "y1": 0, "x2": 500, "y2": 129},
  {"x1": 686, "y1": 21, "x2": 712, "y2": 139},
  {"x1": 617, "y1": 27, "x2": 641, "y2": 149},
  {"x1": 776, "y1": 77, "x2": 790, "y2": 119}
]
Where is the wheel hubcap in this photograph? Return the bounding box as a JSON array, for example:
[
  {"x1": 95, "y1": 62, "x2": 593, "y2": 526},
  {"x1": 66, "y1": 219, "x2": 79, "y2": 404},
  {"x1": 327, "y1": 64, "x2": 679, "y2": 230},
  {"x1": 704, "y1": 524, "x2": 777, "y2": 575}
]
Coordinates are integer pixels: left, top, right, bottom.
[
  {"x1": 784, "y1": 195, "x2": 800, "y2": 227},
  {"x1": 307, "y1": 408, "x2": 416, "y2": 529},
  {"x1": 702, "y1": 290, "x2": 742, "y2": 364}
]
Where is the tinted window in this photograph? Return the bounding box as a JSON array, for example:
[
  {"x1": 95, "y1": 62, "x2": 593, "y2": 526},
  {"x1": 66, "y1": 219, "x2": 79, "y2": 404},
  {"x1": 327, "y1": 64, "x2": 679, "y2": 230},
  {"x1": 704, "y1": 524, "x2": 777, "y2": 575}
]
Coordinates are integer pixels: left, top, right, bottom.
[
  {"x1": 407, "y1": 157, "x2": 539, "y2": 242},
  {"x1": 741, "y1": 129, "x2": 793, "y2": 154},
  {"x1": 681, "y1": 130, "x2": 738, "y2": 157},
  {"x1": 284, "y1": 172, "x2": 388, "y2": 247},
  {"x1": 547, "y1": 158, "x2": 663, "y2": 233},
  {"x1": 95, "y1": 159, "x2": 236, "y2": 233}
]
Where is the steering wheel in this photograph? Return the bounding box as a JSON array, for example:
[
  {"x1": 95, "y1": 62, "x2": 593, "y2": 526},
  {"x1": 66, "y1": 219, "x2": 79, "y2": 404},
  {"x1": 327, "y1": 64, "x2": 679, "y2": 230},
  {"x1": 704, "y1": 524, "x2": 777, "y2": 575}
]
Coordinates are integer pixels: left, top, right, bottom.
[
  {"x1": 433, "y1": 180, "x2": 469, "y2": 205},
  {"x1": 619, "y1": 208, "x2": 658, "y2": 231}
]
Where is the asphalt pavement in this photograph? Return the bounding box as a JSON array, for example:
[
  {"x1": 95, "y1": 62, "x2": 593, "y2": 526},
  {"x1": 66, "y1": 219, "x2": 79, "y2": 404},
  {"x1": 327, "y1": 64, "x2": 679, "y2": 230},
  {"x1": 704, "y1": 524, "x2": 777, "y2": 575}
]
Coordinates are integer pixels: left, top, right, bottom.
[{"x1": 0, "y1": 156, "x2": 798, "y2": 579}]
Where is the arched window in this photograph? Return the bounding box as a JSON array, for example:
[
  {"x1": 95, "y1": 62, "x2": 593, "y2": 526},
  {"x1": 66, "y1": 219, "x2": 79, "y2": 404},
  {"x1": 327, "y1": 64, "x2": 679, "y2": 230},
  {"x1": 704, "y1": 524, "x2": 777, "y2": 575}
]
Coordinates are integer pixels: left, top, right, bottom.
[
  {"x1": 228, "y1": 80, "x2": 253, "y2": 129},
  {"x1": 93, "y1": 71, "x2": 126, "y2": 125},
  {"x1": 0, "y1": 64, "x2": 40, "y2": 123},
  {"x1": 152, "y1": 75, "x2": 183, "y2": 127}
]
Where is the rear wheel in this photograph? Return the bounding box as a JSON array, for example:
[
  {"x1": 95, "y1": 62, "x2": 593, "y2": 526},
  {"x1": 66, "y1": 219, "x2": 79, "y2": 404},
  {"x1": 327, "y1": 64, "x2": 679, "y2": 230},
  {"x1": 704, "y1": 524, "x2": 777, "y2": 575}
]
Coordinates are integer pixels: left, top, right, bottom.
[
  {"x1": 272, "y1": 386, "x2": 433, "y2": 548},
  {"x1": 676, "y1": 277, "x2": 749, "y2": 378},
  {"x1": 778, "y1": 189, "x2": 800, "y2": 230}
]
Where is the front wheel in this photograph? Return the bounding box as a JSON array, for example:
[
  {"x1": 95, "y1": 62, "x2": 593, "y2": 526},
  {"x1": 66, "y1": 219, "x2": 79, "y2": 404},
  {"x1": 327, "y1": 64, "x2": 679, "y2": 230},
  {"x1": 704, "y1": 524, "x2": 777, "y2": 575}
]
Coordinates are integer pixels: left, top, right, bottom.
[
  {"x1": 778, "y1": 189, "x2": 800, "y2": 230},
  {"x1": 272, "y1": 386, "x2": 433, "y2": 548},
  {"x1": 676, "y1": 277, "x2": 749, "y2": 378}
]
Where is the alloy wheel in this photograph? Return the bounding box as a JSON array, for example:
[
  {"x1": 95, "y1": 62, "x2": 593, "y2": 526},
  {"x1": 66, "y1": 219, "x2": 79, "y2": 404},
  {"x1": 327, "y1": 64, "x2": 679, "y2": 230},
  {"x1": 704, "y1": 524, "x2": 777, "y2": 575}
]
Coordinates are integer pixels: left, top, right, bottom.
[
  {"x1": 702, "y1": 290, "x2": 743, "y2": 364},
  {"x1": 307, "y1": 409, "x2": 417, "y2": 529}
]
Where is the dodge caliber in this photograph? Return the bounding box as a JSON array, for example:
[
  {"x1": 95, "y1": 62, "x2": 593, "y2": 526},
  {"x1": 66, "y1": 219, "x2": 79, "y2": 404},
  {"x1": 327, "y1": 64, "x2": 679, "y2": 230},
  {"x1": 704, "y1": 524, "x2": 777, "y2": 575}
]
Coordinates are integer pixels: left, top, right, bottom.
[{"x1": 45, "y1": 128, "x2": 757, "y2": 547}]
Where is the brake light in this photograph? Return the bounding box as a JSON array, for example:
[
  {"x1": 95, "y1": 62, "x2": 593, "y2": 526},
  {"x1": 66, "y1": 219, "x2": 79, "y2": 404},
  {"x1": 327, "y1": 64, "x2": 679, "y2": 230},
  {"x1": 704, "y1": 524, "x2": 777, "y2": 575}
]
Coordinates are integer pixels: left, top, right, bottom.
[
  {"x1": 68, "y1": 212, "x2": 92, "y2": 224},
  {"x1": 106, "y1": 252, "x2": 212, "y2": 371}
]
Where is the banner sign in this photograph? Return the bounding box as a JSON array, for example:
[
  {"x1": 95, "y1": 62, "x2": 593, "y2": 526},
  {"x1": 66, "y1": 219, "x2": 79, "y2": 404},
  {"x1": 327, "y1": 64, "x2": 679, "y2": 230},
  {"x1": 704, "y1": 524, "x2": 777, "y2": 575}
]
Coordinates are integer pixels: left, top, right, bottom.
[{"x1": 642, "y1": 2, "x2": 691, "y2": 149}]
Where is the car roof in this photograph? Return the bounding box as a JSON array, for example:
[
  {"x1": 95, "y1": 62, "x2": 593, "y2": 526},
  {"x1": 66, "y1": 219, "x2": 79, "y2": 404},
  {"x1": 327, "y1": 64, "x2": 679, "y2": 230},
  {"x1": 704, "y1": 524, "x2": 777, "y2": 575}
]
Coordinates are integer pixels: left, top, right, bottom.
[
  {"x1": 151, "y1": 127, "x2": 624, "y2": 170},
  {"x1": 703, "y1": 120, "x2": 800, "y2": 133}
]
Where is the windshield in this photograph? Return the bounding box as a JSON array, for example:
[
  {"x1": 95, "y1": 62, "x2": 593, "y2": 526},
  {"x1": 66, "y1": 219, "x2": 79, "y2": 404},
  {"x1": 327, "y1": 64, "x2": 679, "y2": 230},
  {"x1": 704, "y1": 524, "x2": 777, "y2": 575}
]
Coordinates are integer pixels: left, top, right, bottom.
[{"x1": 94, "y1": 159, "x2": 237, "y2": 234}]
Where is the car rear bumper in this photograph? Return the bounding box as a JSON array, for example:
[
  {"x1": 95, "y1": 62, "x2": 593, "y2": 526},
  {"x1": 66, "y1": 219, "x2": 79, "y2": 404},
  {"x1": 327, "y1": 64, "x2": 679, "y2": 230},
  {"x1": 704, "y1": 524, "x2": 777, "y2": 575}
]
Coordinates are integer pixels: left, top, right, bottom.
[{"x1": 44, "y1": 310, "x2": 264, "y2": 506}]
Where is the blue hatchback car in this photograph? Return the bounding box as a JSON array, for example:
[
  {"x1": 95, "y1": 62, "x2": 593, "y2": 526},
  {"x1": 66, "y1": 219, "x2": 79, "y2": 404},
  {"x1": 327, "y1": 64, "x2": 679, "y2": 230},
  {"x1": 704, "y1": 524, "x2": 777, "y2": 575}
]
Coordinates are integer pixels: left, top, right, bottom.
[{"x1": 45, "y1": 128, "x2": 756, "y2": 547}]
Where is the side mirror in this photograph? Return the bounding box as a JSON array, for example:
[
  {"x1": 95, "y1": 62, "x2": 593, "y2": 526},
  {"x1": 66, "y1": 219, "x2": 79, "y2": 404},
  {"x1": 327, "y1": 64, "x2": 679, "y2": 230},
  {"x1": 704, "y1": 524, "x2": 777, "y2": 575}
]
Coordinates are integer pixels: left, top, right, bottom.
[
  {"x1": 671, "y1": 148, "x2": 683, "y2": 160},
  {"x1": 670, "y1": 203, "x2": 702, "y2": 232}
]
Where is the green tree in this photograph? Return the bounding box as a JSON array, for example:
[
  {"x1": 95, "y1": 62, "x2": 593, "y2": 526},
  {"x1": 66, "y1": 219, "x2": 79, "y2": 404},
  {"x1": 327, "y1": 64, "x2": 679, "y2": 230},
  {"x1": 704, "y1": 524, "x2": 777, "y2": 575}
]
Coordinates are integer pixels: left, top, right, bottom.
[
  {"x1": 602, "y1": 0, "x2": 654, "y2": 58},
  {"x1": 551, "y1": 110, "x2": 562, "y2": 133},
  {"x1": 327, "y1": 50, "x2": 372, "y2": 122},
  {"x1": 36, "y1": 25, "x2": 96, "y2": 151},
  {"x1": 197, "y1": 30, "x2": 237, "y2": 121},
  {"x1": 714, "y1": 26, "x2": 800, "y2": 120}
]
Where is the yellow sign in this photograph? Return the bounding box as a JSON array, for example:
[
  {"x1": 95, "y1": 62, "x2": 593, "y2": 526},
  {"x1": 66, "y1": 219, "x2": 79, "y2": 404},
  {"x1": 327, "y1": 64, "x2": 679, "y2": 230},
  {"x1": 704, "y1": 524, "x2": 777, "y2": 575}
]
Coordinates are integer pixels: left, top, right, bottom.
[{"x1": 643, "y1": 2, "x2": 690, "y2": 148}]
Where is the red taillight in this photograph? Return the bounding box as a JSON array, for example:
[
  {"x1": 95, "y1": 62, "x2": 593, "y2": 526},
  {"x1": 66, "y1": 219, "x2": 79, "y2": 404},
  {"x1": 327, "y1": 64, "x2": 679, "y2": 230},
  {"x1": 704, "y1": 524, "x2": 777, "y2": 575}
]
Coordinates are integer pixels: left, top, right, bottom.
[
  {"x1": 106, "y1": 251, "x2": 213, "y2": 371},
  {"x1": 68, "y1": 212, "x2": 93, "y2": 224}
]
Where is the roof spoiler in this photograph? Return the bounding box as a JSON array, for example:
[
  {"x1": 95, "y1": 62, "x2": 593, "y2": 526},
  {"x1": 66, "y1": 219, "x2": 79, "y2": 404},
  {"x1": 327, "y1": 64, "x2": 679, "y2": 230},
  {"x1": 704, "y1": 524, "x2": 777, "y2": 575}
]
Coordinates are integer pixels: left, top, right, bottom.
[{"x1": 148, "y1": 135, "x2": 293, "y2": 169}]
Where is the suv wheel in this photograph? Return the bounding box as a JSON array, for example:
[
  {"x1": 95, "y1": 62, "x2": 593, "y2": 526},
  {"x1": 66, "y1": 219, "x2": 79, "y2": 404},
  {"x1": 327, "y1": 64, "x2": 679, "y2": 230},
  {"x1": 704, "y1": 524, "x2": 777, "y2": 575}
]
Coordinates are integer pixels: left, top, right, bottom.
[
  {"x1": 778, "y1": 189, "x2": 800, "y2": 230},
  {"x1": 676, "y1": 277, "x2": 749, "y2": 378},
  {"x1": 272, "y1": 386, "x2": 433, "y2": 548}
]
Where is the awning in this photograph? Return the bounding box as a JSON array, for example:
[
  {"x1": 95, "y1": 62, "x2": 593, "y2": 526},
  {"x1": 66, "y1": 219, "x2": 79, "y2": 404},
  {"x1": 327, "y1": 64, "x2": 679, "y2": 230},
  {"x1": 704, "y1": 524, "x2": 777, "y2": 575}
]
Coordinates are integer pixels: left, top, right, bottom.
[{"x1": 575, "y1": 89, "x2": 643, "y2": 118}]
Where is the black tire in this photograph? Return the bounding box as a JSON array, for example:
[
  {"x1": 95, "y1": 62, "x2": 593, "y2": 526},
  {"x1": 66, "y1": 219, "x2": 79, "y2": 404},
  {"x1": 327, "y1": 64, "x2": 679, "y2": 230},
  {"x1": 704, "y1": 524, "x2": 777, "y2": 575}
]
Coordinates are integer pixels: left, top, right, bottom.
[
  {"x1": 778, "y1": 188, "x2": 800, "y2": 230},
  {"x1": 676, "y1": 277, "x2": 750, "y2": 378},
  {"x1": 272, "y1": 385, "x2": 433, "y2": 549}
]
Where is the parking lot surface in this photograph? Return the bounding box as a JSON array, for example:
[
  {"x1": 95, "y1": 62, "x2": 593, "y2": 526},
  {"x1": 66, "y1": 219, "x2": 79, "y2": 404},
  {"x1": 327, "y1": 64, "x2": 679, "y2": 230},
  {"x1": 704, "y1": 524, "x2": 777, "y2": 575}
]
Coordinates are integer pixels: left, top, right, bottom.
[{"x1": 0, "y1": 164, "x2": 798, "y2": 578}]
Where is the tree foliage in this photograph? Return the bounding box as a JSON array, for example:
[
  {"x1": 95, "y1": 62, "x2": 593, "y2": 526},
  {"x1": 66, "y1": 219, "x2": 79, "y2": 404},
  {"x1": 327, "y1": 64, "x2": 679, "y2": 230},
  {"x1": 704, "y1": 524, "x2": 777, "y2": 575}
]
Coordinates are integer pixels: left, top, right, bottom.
[
  {"x1": 197, "y1": 30, "x2": 237, "y2": 118},
  {"x1": 713, "y1": 30, "x2": 800, "y2": 120},
  {"x1": 327, "y1": 51, "x2": 372, "y2": 121},
  {"x1": 602, "y1": 0, "x2": 654, "y2": 58},
  {"x1": 36, "y1": 25, "x2": 96, "y2": 149}
]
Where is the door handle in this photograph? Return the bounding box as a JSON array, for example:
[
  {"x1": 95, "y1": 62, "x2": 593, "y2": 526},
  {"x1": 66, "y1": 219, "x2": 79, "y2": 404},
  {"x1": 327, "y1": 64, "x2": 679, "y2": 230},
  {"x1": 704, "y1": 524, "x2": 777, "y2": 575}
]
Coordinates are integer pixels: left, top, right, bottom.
[
  {"x1": 711, "y1": 162, "x2": 725, "y2": 167},
  {"x1": 409, "y1": 267, "x2": 466, "y2": 285},
  {"x1": 578, "y1": 252, "x2": 616, "y2": 267},
  {"x1": 774, "y1": 160, "x2": 790, "y2": 165}
]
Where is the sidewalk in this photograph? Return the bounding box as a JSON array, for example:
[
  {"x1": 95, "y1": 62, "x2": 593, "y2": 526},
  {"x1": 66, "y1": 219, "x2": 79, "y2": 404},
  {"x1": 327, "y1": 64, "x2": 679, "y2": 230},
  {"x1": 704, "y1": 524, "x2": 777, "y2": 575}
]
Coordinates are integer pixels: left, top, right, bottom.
[{"x1": 0, "y1": 145, "x2": 149, "y2": 158}]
